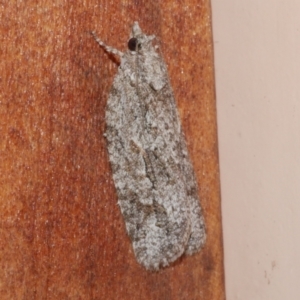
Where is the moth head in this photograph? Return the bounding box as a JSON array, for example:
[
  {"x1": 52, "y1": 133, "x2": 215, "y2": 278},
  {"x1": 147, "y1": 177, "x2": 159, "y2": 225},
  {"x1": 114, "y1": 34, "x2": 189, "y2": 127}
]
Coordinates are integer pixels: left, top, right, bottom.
[{"x1": 128, "y1": 21, "x2": 156, "y2": 52}]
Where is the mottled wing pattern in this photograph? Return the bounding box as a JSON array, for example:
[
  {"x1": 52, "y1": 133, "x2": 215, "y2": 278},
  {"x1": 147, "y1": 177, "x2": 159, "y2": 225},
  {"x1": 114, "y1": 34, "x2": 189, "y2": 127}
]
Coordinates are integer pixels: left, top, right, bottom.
[{"x1": 98, "y1": 22, "x2": 205, "y2": 270}]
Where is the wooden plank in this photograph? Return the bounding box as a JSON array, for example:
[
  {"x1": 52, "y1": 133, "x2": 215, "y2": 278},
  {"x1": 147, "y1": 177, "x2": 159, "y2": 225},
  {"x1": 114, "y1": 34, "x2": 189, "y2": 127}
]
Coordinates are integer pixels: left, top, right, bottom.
[{"x1": 0, "y1": 1, "x2": 225, "y2": 299}]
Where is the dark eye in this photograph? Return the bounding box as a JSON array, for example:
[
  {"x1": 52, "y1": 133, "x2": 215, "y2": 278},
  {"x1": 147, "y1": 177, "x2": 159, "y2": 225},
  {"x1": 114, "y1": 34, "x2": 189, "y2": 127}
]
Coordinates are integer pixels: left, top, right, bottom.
[{"x1": 128, "y1": 38, "x2": 139, "y2": 51}]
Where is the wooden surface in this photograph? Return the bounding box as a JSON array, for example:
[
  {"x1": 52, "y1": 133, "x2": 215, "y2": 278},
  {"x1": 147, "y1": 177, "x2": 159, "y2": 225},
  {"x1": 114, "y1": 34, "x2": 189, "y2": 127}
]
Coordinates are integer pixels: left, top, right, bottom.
[{"x1": 0, "y1": 1, "x2": 225, "y2": 299}]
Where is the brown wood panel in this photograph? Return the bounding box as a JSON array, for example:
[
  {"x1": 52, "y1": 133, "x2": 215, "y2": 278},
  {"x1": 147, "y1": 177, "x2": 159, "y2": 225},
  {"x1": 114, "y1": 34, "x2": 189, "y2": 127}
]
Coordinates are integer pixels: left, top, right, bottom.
[{"x1": 0, "y1": 1, "x2": 225, "y2": 299}]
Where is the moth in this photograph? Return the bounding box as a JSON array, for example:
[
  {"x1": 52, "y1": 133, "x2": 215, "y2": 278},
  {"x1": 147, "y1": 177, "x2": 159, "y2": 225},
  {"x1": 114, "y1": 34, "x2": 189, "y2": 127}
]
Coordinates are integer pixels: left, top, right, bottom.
[{"x1": 92, "y1": 22, "x2": 206, "y2": 270}]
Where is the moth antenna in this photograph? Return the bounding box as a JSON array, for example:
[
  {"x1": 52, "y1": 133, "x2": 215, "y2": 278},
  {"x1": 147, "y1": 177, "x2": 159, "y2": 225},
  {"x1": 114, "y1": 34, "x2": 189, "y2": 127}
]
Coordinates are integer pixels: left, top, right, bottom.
[{"x1": 91, "y1": 31, "x2": 123, "y2": 58}]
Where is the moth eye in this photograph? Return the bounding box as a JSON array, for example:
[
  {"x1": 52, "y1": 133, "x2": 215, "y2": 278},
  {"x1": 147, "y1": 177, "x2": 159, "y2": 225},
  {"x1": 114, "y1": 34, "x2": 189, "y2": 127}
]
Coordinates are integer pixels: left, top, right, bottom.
[{"x1": 128, "y1": 38, "x2": 140, "y2": 51}]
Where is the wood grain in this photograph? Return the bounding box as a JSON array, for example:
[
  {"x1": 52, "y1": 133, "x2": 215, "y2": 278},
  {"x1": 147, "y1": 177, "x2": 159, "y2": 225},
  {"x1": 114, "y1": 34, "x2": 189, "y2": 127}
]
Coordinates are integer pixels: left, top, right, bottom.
[{"x1": 0, "y1": 1, "x2": 225, "y2": 299}]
